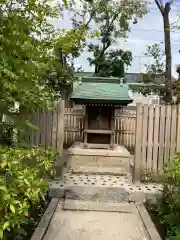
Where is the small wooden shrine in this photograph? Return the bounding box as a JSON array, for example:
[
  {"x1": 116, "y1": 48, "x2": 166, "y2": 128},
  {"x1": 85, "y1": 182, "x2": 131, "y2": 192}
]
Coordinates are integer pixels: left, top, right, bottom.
[{"x1": 70, "y1": 77, "x2": 133, "y2": 149}]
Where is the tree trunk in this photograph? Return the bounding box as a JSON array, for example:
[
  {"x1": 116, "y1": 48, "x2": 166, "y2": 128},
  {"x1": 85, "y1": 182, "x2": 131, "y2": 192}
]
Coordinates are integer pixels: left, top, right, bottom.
[{"x1": 163, "y1": 6, "x2": 172, "y2": 103}]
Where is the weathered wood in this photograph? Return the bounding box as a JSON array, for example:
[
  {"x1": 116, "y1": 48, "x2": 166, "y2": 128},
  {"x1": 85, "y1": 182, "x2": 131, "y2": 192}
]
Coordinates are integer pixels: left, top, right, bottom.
[
  {"x1": 34, "y1": 109, "x2": 40, "y2": 146},
  {"x1": 164, "y1": 105, "x2": 171, "y2": 164},
  {"x1": 158, "y1": 105, "x2": 166, "y2": 170},
  {"x1": 147, "y1": 105, "x2": 154, "y2": 172},
  {"x1": 134, "y1": 104, "x2": 143, "y2": 181},
  {"x1": 40, "y1": 108, "x2": 46, "y2": 147},
  {"x1": 141, "y1": 105, "x2": 148, "y2": 172},
  {"x1": 57, "y1": 99, "x2": 65, "y2": 156},
  {"x1": 176, "y1": 104, "x2": 180, "y2": 152},
  {"x1": 84, "y1": 106, "x2": 88, "y2": 146},
  {"x1": 84, "y1": 129, "x2": 114, "y2": 134},
  {"x1": 170, "y1": 105, "x2": 177, "y2": 159},
  {"x1": 152, "y1": 105, "x2": 160, "y2": 174},
  {"x1": 26, "y1": 103, "x2": 180, "y2": 178},
  {"x1": 52, "y1": 106, "x2": 58, "y2": 149}
]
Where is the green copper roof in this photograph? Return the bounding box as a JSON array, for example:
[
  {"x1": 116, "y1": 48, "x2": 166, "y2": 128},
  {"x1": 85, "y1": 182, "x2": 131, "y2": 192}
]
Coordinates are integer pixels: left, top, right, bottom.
[{"x1": 71, "y1": 81, "x2": 132, "y2": 102}]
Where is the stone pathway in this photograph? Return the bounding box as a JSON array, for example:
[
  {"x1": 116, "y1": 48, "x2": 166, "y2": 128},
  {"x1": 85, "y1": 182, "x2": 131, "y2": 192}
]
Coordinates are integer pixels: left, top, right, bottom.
[
  {"x1": 45, "y1": 170, "x2": 162, "y2": 240},
  {"x1": 43, "y1": 200, "x2": 151, "y2": 240}
]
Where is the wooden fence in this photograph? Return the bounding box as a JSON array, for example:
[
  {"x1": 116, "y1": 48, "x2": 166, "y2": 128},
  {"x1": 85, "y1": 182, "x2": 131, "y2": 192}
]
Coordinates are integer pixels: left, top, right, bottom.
[
  {"x1": 134, "y1": 104, "x2": 180, "y2": 180},
  {"x1": 26, "y1": 105, "x2": 136, "y2": 151},
  {"x1": 25, "y1": 103, "x2": 180, "y2": 180}
]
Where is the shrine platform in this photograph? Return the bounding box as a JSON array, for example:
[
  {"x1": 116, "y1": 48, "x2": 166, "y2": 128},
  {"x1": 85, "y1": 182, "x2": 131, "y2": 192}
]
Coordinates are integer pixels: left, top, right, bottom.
[{"x1": 67, "y1": 142, "x2": 132, "y2": 177}]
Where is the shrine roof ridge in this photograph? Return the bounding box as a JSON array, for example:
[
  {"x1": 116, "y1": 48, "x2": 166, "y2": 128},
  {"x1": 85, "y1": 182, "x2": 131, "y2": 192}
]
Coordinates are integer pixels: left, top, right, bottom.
[{"x1": 71, "y1": 77, "x2": 133, "y2": 104}]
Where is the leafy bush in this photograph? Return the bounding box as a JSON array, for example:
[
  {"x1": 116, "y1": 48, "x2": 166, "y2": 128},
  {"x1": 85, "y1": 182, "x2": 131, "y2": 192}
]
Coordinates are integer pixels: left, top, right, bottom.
[
  {"x1": 0, "y1": 147, "x2": 57, "y2": 239},
  {"x1": 156, "y1": 153, "x2": 180, "y2": 239}
]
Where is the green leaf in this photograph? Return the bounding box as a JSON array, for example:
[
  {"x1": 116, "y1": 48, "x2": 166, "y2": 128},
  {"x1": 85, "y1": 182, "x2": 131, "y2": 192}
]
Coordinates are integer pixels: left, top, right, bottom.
[
  {"x1": 0, "y1": 229, "x2": 3, "y2": 239},
  {"x1": 24, "y1": 179, "x2": 29, "y2": 185},
  {"x1": 3, "y1": 221, "x2": 9, "y2": 230},
  {"x1": 10, "y1": 204, "x2": 15, "y2": 213},
  {"x1": 0, "y1": 186, "x2": 6, "y2": 191},
  {"x1": 63, "y1": 0, "x2": 68, "y2": 8}
]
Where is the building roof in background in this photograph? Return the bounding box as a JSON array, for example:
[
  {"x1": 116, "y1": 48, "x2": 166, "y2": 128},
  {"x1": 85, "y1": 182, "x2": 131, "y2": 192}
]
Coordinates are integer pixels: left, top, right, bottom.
[
  {"x1": 71, "y1": 77, "x2": 132, "y2": 104},
  {"x1": 76, "y1": 72, "x2": 176, "y2": 83},
  {"x1": 76, "y1": 72, "x2": 144, "y2": 83}
]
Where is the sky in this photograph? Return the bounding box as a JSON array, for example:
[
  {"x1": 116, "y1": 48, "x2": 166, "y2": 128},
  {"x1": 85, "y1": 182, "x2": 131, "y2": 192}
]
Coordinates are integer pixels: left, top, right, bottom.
[{"x1": 53, "y1": 0, "x2": 180, "y2": 78}]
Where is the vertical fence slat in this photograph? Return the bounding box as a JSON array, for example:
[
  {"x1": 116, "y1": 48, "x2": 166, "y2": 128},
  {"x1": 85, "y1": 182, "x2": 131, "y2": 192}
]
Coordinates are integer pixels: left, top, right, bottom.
[
  {"x1": 34, "y1": 109, "x2": 40, "y2": 146},
  {"x1": 147, "y1": 105, "x2": 154, "y2": 171},
  {"x1": 45, "y1": 110, "x2": 48, "y2": 149},
  {"x1": 134, "y1": 104, "x2": 143, "y2": 181},
  {"x1": 158, "y1": 105, "x2": 166, "y2": 171},
  {"x1": 57, "y1": 100, "x2": 65, "y2": 156},
  {"x1": 49, "y1": 110, "x2": 53, "y2": 147},
  {"x1": 41, "y1": 109, "x2": 46, "y2": 147},
  {"x1": 176, "y1": 104, "x2": 180, "y2": 152},
  {"x1": 164, "y1": 105, "x2": 171, "y2": 164},
  {"x1": 170, "y1": 105, "x2": 177, "y2": 159},
  {"x1": 141, "y1": 105, "x2": 148, "y2": 172},
  {"x1": 152, "y1": 105, "x2": 160, "y2": 174},
  {"x1": 52, "y1": 106, "x2": 58, "y2": 149}
]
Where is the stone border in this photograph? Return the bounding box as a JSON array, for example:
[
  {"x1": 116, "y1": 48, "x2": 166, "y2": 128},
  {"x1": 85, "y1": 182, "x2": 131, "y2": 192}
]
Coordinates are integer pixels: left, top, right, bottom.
[
  {"x1": 136, "y1": 203, "x2": 162, "y2": 240},
  {"x1": 30, "y1": 198, "x2": 59, "y2": 240}
]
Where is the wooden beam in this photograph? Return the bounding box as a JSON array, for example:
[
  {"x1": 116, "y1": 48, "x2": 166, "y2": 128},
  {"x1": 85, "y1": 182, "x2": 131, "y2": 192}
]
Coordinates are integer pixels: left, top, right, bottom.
[
  {"x1": 83, "y1": 106, "x2": 88, "y2": 147},
  {"x1": 84, "y1": 129, "x2": 114, "y2": 134},
  {"x1": 57, "y1": 99, "x2": 65, "y2": 156},
  {"x1": 56, "y1": 99, "x2": 65, "y2": 178},
  {"x1": 176, "y1": 104, "x2": 180, "y2": 152},
  {"x1": 134, "y1": 104, "x2": 143, "y2": 182}
]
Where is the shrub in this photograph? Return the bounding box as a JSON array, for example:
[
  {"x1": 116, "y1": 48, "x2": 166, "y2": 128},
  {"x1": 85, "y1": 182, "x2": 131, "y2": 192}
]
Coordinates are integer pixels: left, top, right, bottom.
[
  {"x1": 0, "y1": 147, "x2": 57, "y2": 239},
  {"x1": 156, "y1": 153, "x2": 180, "y2": 239}
]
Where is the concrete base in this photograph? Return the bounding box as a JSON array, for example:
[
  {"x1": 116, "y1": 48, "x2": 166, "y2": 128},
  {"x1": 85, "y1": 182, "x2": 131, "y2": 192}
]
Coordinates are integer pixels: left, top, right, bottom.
[{"x1": 68, "y1": 142, "x2": 131, "y2": 175}]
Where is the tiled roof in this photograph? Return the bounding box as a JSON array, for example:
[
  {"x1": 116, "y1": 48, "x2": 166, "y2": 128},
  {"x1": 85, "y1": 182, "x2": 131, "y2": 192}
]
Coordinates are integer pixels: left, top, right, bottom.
[{"x1": 71, "y1": 79, "x2": 132, "y2": 102}]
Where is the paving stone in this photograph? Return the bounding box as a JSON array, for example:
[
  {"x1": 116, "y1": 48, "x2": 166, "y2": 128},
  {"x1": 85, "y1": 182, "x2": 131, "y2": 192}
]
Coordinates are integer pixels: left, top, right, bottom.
[
  {"x1": 43, "y1": 207, "x2": 151, "y2": 240},
  {"x1": 31, "y1": 227, "x2": 46, "y2": 240},
  {"x1": 65, "y1": 186, "x2": 129, "y2": 202},
  {"x1": 136, "y1": 203, "x2": 162, "y2": 240},
  {"x1": 63, "y1": 199, "x2": 137, "y2": 213},
  {"x1": 45, "y1": 198, "x2": 59, "y2": 214}
]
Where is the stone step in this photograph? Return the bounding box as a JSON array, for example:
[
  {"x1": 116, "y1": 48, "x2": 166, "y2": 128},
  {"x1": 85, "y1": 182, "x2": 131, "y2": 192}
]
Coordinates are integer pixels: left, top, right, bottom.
[
  {"x1": 63, "y1": 199, "x2": 136, "y2": 213},
  {"x1": 72, "y1": 166, "x2": 131, "y2": 177},
  {"x1": 65, "y1": 186, "x2": 130, "y2": 202},
  {"x1": 49, "y1": 175, "x2": 162, "y2": 203}
]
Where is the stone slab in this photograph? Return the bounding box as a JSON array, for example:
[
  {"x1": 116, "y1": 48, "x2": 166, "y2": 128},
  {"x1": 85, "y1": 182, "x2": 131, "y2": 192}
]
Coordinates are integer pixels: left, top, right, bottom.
[
  {"x1": 43, "y1": 204, "x2": 151, "y2": 240},
  {"x1": 136, "y1": 203, "x2": 162, "y2": 240},
  {"x1": 68, "y1": 142, "x2": 130, "y2": 157},
  {"x1": 65, "y1": 186, "x2": 129, "y2": 202},
  {"x1": 63, "y1": 199, "x2": 137, "y2": 213},
  {"x1": 72, "y1": 166, "x2": 129, "y2": 176},
  {"x1": 30, "y1": 198, "x2": 59, "y2": 240}
]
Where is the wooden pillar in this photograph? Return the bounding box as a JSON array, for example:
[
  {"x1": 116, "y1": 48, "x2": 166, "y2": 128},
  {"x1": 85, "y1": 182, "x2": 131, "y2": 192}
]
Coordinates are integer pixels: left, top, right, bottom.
[
  {"x1": 134, "y1": 104, "x2": 143, "y2": 182},
  {"x1": 176, "y1": 104, "x2": 180, "y2": 152},
  {"x1": 84, "y1": 105, "x2": 88, "y2": 148},
  {"x1": 56, "y1": 99, "x2": 65, "y2": 178},
  {"x1": 110, "y1": 107, "x2": 115, "y2": 149}
]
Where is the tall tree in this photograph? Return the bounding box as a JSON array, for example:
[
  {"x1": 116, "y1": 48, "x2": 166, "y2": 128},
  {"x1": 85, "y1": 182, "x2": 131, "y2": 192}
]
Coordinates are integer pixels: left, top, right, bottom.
[
  {"x1": 0, "y1": 0, "x2": 59, "y2": 121},
  {"x1": 155, "y1": 0, "x2": 174, "y2": 102},
  {"x1": 88, "y1": 48, "x2": 132, "y2": 78},
  {"x1": 71, "y1": 0, "x2": 147, "y2": 77},
  {"x1": 130, "y1": 43, "x2": 166, "y2": 96},
  {"x1": 0, "y1": 0, "x2": 92, "y2": 145}
]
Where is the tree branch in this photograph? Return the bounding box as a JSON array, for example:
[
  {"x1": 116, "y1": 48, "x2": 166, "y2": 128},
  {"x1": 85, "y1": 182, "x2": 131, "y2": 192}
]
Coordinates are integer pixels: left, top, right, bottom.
[
  {"x1": 155, "y1": 0, "x2": 164, "y2": 15},
  {"x1": 85, "y1": 11, "x2": 94, "y2": 28}
]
